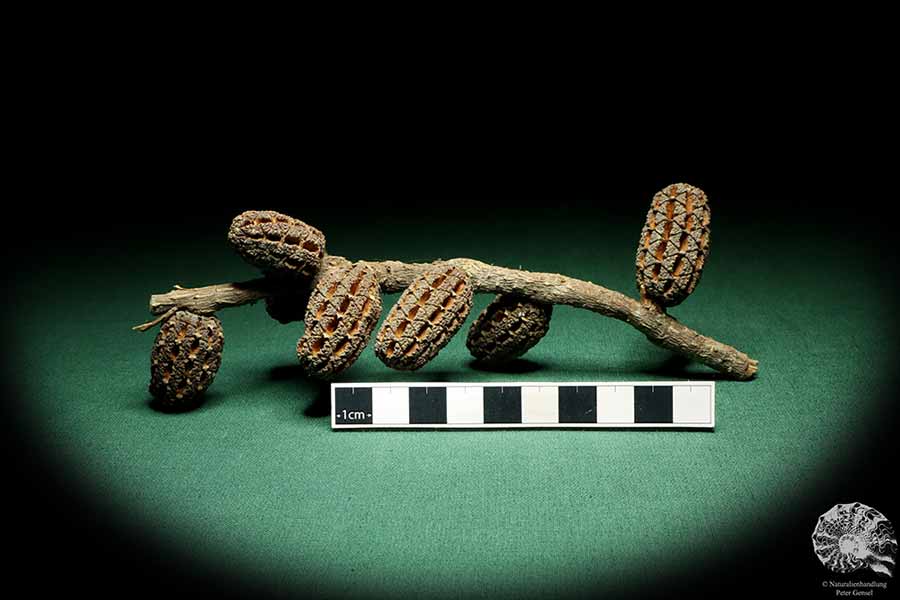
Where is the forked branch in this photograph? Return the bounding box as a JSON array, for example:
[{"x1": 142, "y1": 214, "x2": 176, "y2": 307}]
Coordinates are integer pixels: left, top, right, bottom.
[{"x1": 140, "y1": 255, "x2": 758, "y2": 380}]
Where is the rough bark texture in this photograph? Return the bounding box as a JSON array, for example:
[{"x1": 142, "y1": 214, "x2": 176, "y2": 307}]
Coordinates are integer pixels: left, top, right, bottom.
[
  {"x1": 636, "y1": 183, "x2": 711, "y2": 308},
  {"x1": 374, "y1": 265, "x2": 474, "y2": 370},
  {"x1": 296, "y1": 263, "x2": 382, "y2": 379},
  {"x1": 466, "y1": 294, "x2": 553, "y2": 363},
  {"x1": 149, "y1": 310, "x2": 224, "y2": 410},
  {"x1": 227, "y1": 210, "x2": 326, "y2": 279},
  {"x1": 148, "y1": 279, "x2": 273, "y2": 316},
  {"x1": 366, "y1": 259, "x2": 757, "y2": 379},
  {"x1": 144, "y1": 256, "x2": 758, "y2": 380}
]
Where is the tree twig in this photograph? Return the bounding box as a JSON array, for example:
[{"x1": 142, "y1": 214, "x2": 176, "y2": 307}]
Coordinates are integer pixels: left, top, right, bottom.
[
  {"x1": 132, "y1": 306, "x2": 178, "y2": 332},
  {"x1": 138, "y1": 255, "x2": 758, "y2": 380}
]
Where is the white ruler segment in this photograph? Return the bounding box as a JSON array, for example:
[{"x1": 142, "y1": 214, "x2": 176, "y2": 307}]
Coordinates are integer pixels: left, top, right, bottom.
[{"x1": 331, "y1": 381, "x2": 714, "y2": 430}]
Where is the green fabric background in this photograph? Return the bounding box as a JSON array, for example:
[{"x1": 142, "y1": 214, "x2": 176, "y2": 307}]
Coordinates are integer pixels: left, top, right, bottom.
[{"x1": 12, "y1": 211, "x2": 894, "y2": 598}]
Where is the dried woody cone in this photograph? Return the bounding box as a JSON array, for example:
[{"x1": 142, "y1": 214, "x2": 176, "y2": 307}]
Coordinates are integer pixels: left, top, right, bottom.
[
  {"x1": 466, "y1": 294, "x2": 552, "y2": 363},
  {"x1": 140, "y1": 186, "x2": 759, "y2": 384},
  {"x1": 227, "y1": 210, "x2": 325, "y2": 323},
  {"x1": 635, "y1": 183, "x2": 711, "y2": 308},
  {"x1": 227, "y1": 210, "x2": 326, "y2": 279},
  {"x1": 375, "y1": 265, "x2": 473, "y2": 370},
  {"x1": 149, "y1": 310, "x2": 224, "y2": 410},
  {"x1": 297, "y1": 263, "x2": 383, "y2": 379}
]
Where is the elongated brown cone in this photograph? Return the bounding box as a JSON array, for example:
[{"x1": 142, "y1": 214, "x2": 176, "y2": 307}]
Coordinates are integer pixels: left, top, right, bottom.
[
  {"x1": 297, "y1": 263, "x2": 382, "y2": 379},
  {"x1": 635, "y1": 183, "x2": 711, "y2": 308},
  {"x1": 466, "y1": 294, "x2": 552, "y2": 363},
  {"x1": 375, "y1": 266, "x2": 473, "y2": 370},
  {"x1": 227, "y1": 210, "x2": 326, "y2": 279},
  {"x1": 149, "y1": 310, "x2": 224, "y2": 411}
]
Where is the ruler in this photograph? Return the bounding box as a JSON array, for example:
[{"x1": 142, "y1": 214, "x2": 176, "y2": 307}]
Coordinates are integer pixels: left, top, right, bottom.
[{"x1": 331, "y1": 381, "x2": 714, "y2": 429}]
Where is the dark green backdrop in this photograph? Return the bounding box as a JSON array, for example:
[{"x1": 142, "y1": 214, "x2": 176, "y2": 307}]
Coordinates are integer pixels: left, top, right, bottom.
[{"x1": 6, "y1": 183, "x2": 899, "y2": 598}]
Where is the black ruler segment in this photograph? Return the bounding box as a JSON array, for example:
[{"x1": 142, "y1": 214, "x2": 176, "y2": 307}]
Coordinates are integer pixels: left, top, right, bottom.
[
  {"x1": 559, "y1": 386, "x2": 597, "y2": 423},
  {"x1": 334, "y1": 387, "x2": 373, "y2": 424},
  {"x1": 332, "y1": 382, "x2": 713, "y2": 429},
  {"x1": 409, "y1": 387, "x2": 447, "y2": 424},
  {"x1": 634, "y1": 386, "x2": 674, "y2": 423},
  {"x1": 484, "y1": 387, "x2": 522, "y2": 423}
]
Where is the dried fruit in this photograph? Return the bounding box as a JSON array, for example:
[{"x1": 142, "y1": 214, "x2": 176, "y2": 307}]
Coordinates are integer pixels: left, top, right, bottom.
[
  {"x1": 149, "y1": 310, "x2": 224, "y2": 410},
  {"x1": 227, "y1": 210, "x2": 326, "y2": 279},
  {"x1": 140, "y1": 187, "x2": 758, "y2": 385},
  {"x1": 297, "y1": 263, "x2": 382, "y2": 378},
  {"x1": 375, "y1": 265, "x2": 473, "y2": 370},
  {"x1": 635, "y1": 183, "x2": 711, "y2": 307},
  {"x1": 466, "y1": 294, "x2": 552, "y2": 363}
]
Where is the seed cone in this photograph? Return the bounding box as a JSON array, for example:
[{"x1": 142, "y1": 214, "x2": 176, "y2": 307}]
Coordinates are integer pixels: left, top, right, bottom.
[
  {"x1": 149, "y1": 310, "x2": 224, "y2": 411},
  {"x1": 375, "y1": 266, "x2": 473, "y2": 370},
  {"x1": 297, "y1": 263, "x2": 382, "y2": 379},
  {"x1": 466, "y1": 294, "x2": 552, "y2": 363},
  {"x1": 635, "y1": 183, "x2": 711, "y2": 308},
  {"x1": 227, "y1": 210, "x2": 326, "y2": 279}
]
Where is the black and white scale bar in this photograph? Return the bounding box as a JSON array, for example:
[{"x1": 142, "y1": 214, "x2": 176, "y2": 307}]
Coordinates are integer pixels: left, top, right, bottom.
[{"x1": 331, "y1": 382, "x2": 714, "y2": 429}]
